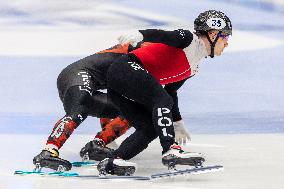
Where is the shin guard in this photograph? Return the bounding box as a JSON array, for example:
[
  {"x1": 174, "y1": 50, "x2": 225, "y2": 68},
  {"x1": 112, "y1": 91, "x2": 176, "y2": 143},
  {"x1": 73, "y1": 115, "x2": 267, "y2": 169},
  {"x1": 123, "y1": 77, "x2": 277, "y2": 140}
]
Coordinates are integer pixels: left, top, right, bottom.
[
  {"x1": 96, "y1": 117, "x2": 130, "y2": 145},
  {"x1": 47, "y1": 117, "x2": 78, "y2": 149}
]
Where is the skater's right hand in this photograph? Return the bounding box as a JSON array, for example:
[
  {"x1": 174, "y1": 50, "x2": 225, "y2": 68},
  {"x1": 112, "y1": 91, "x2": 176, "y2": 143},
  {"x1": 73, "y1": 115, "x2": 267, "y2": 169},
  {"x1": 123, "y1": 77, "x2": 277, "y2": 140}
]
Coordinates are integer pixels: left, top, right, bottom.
[
  {"x1": 174, "y1": 120, "x2": 191, "y2": 145},
  {"x1": 117, "y1": 31, "x2": 143, "y2": 47}
]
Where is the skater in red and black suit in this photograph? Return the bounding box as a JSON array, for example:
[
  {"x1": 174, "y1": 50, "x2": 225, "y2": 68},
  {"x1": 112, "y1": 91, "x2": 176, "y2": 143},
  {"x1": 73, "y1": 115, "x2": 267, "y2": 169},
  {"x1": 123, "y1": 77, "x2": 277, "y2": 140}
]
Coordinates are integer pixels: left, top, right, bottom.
[
  {"x1": 33, "y1": 42, "x2": 191, "y2": 171},
  {"x1": 95, "y1": 10, "x2": 232, "y2": 175},
  {"x1": 33, "y1": 10, "x2": 232, "y2": 175}
]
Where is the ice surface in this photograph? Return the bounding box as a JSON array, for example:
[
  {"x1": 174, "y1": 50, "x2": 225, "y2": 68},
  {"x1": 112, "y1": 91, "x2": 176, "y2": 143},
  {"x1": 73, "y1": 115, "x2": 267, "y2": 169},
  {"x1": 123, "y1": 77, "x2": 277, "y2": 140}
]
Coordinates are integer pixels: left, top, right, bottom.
[{"x1": 1, "y1": 134, "x2": 284, "y2": 189}]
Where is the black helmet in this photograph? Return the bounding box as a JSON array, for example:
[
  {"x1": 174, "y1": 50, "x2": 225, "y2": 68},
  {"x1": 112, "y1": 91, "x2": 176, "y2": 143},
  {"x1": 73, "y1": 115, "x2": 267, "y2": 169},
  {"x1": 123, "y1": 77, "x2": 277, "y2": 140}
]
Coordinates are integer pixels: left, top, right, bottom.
[{"x1": 194, "y1": 10, "x2": 232, "y2": 35}]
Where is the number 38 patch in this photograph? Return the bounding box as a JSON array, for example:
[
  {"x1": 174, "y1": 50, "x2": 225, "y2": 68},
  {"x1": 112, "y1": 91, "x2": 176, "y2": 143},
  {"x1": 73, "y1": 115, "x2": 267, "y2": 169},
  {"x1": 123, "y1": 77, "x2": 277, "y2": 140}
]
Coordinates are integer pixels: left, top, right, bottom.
[{"x1": 206, "y1": 17, "x2": 226, "y2": 29}]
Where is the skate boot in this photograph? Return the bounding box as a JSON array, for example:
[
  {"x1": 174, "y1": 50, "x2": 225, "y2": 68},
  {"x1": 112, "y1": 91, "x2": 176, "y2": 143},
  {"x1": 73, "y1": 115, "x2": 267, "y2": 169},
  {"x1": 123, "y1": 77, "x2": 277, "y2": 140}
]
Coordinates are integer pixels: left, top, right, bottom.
[
  {"x1": 162, "y1": 143, "x2": 205, "y2": 170},
  {"x1": 33, "y1": 148, "x2": 72, "y2": 172},
  {"x1": 97, "y1": 158, "x2": 136, "y2": 176},
  {"x1": 79, "y1": 138, "x2": 114, "y2": 161}
]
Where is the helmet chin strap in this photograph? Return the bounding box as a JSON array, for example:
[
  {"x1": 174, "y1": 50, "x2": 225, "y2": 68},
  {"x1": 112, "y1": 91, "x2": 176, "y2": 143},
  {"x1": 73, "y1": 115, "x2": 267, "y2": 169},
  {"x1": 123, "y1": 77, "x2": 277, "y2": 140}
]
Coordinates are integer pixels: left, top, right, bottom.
[{"x1": 205, "y1": 31, "x2": 221, "y2": 58}]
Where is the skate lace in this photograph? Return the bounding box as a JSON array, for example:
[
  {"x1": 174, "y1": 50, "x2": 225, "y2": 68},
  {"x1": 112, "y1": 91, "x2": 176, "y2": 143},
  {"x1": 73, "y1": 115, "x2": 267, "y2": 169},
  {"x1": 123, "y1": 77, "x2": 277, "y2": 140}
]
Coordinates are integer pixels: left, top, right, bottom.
[
  {"x1": 171, "y1": 144, "x2": 184, "y2": 153},
  {"x1": 94, "y1": 139, "x2": 105, "y2": 147}
]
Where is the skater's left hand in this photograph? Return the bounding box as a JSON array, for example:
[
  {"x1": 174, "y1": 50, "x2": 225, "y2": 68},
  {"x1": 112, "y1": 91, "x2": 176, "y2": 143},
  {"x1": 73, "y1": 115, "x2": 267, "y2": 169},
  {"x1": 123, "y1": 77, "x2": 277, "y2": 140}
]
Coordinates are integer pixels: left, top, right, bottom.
[
  {"x1": 174, "y1": 120, "x2": 191, "y2": 145},
  {"x1": 117, "y1": 31, "x2": 143, "y2": 47}
]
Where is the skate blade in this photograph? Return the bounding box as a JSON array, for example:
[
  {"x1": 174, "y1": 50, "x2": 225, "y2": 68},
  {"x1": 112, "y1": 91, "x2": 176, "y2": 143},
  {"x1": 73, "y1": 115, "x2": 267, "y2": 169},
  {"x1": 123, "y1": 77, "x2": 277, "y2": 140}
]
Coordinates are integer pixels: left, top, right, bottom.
[
  {"x1": 72, "y1": 161, "x2": 97, "y2": 167},
  {"x1": 151, "y1": 165, "x2": 224, "y2": 179}
]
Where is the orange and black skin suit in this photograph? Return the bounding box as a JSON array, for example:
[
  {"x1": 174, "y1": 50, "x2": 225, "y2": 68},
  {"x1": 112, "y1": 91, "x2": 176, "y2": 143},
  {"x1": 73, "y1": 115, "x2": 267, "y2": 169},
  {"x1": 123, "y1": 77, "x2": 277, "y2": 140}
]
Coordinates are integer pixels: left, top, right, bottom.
[{"x1": 47, "y1": 43, "x2": 135, "y2": 149}]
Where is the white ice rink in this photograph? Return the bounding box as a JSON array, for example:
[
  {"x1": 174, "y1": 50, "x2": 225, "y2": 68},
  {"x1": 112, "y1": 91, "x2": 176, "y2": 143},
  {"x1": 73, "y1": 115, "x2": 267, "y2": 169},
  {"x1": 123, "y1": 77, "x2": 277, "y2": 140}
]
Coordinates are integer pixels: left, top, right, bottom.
[
  {"x1": 1, "y1": 134, "x2": 284, "y2": 189},
  {"x1": 0, "y1": 0, "x2": 284, "y2": 189}
]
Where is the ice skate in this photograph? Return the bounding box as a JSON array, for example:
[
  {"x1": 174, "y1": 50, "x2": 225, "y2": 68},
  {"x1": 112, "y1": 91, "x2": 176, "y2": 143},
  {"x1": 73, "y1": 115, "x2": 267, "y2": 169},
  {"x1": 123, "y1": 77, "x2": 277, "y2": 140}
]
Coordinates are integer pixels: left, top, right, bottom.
[
  {"x1": 80, "y1": 138, "x2": 114, "y2": 161},
  {"x1": 33, "y1": 148, "x2": 72, "y2": 172},
  {"x1": 162, "y1": 143, "x2": 205, "y2": 170},
  {"x1": 97, "y1": 158, "x2": 137, "y2": 176}
]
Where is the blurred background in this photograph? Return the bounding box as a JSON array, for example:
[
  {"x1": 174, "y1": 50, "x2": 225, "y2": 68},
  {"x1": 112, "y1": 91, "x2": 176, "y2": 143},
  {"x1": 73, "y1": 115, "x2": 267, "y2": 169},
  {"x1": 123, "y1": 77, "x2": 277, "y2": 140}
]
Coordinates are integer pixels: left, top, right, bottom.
[{"x1": 0, "y1": 0, "x2": 284, "y2": 135}]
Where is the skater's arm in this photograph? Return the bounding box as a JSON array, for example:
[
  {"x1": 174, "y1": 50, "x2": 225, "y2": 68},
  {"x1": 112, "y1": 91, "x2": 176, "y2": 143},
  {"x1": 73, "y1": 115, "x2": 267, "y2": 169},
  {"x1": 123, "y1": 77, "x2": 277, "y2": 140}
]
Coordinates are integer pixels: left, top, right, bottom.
[
  {"x1": 165, "y1": 79, "x2": 191, "y2": 143},
  {"x1": 118, "y1": 29, "x2": 194, "y2": 49},
  {"x1": 139, "y1": 29, "x2": 193, "y2": 49},
  {"x1": 164, "y1": 79, "x2": 187, "y2": 121}
]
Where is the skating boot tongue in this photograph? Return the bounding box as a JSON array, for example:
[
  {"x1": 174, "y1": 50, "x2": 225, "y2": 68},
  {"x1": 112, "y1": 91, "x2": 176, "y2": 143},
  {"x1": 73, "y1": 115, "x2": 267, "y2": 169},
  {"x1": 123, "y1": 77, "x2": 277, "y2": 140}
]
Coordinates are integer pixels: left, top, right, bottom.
[{"x1": 44, "y1": 147, "x2": 59, "y2": 157}]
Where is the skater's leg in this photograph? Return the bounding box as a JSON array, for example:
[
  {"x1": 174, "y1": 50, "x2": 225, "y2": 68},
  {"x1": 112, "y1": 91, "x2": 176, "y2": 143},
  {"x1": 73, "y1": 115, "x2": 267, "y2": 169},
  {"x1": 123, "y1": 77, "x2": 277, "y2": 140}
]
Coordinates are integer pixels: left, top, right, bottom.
[
  {"x1": 107, "y1": 56, "x2": 175, "y2": 154},
  {"x1": 33, "y1": 86, "x2": 93, "y2": 171},
  {"x1": 95, "y1": 116, "x2": 130, "y2": 144},
  {"x1": 111, "y1": 128, "x2": 157, "y2": 160},
  {"x1": 79, "y1": 91, "x2": 132, "y2": 161},
  {"x1": 52, "y1": 88, "x2": 122, "y2": 149},
  {"x1": 100, "y1": 118, "x2": 112, "y2": 129},
  {"x1": 87, "y1": 91, "x2": 131, "y2": 145},
  {"x1": 106, "y1": 89, "x2": 157, "y2": 160},
  {"x1": 79, "y1": 89, "x2": 148, "y2": 161},
  {"x1": 106, "y1": 56, "x2": 205, "y2": 170},
  {"x1": 96, "y1": 126, "x2": 156, "y2": 176},
  {"x1": 46, "y1": 86, "x2": 90, "y2": 149},
  {"x1": 79, "y1": 115, "x2": 131, "y2": 161},
  {"x1": 87, "y1": 91, "x2": 121, "y2": 118},
  {"x1": 96, "y1": 90, "x2": 157, "y2": 176}
]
